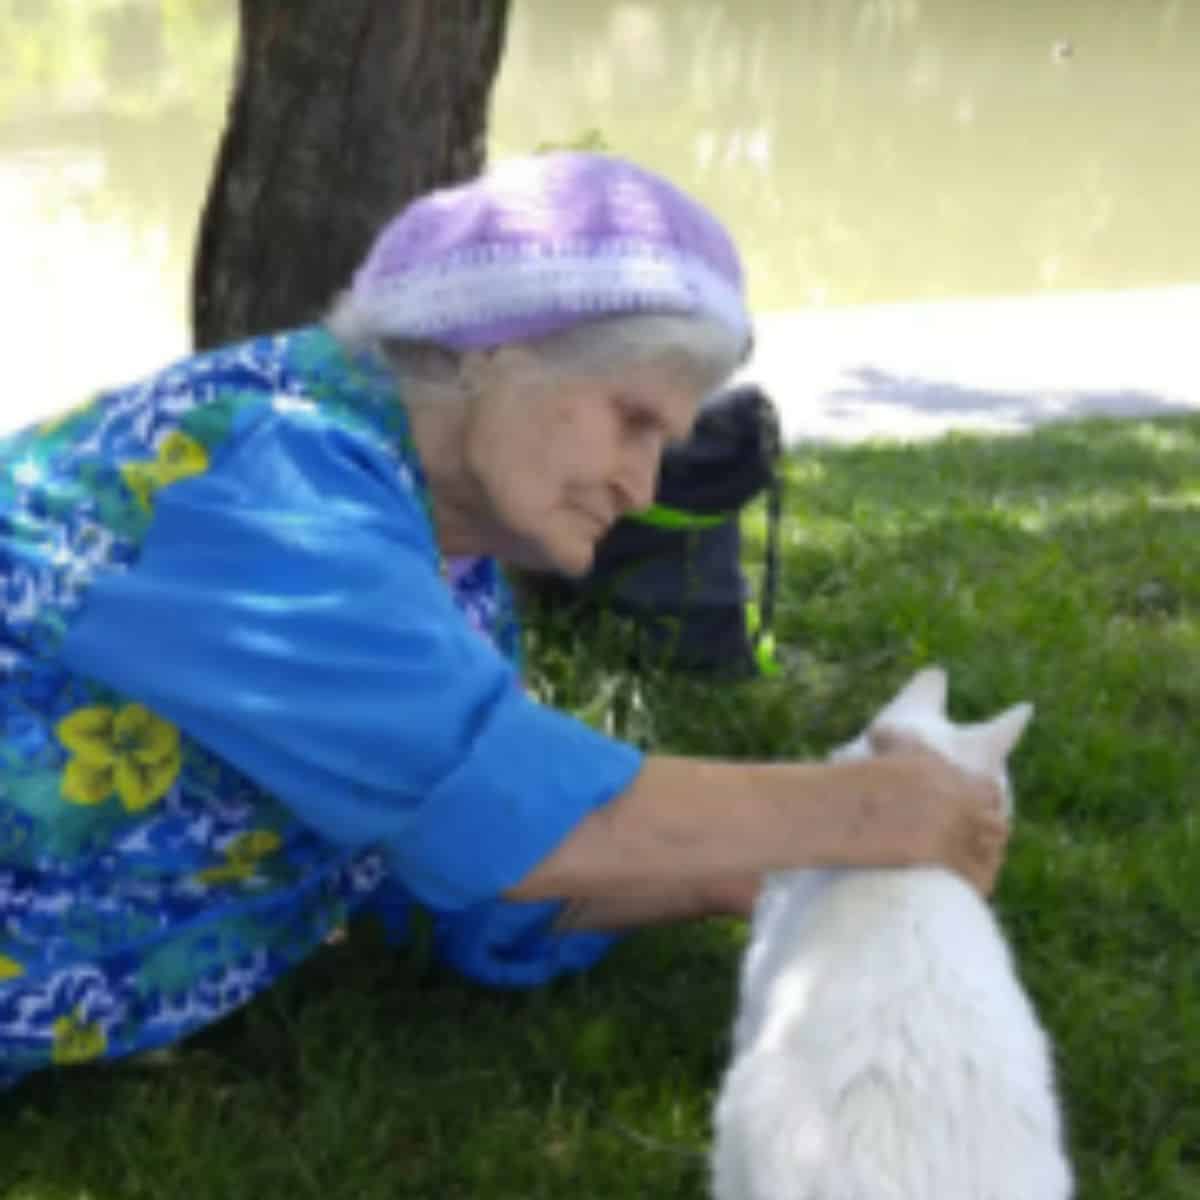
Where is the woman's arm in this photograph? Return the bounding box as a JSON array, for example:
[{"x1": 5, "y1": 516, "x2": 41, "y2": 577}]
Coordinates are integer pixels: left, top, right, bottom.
[
  {"x1": 550, "y1": 874, "x2": 761, "y2": 932},
  {"x1": 507, "y1": 751, "x2": 1009, "y2": 925}
]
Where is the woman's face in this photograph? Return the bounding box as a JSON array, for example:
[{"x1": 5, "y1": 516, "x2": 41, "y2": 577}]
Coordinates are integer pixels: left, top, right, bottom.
[{"x1": 461, "y1": 346, "x2": 705, "y2": 576}]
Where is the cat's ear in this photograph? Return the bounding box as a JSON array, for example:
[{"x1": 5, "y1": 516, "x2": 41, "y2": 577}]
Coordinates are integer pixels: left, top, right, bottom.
[
  {"x1": 882, "y1": 666, "x2": 948, "y2": 718},
  {"x1": 959, "y1": 701, "x2": 1034, "y2": 768}
]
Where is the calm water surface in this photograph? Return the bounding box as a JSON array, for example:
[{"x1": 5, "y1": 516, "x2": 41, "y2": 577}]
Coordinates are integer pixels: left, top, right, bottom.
[{"x1": 2, "y1": 0, "x2": 1197, "y2": 425}]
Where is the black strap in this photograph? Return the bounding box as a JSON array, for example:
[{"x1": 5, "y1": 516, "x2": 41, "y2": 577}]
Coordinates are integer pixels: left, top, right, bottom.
[
  {"x1": 756, "y1": 462, "x2": 783, "y2": 650},
  {"x1": 749, "y1": 396, "x2": 784, "y2": 668}
]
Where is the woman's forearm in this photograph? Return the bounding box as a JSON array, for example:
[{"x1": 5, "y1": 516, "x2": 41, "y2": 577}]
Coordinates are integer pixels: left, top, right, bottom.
[
  {"x1": 505, "y1": 748, "x2": 1007, "y2": 908},
  {"x1": 504, "y1": 754, "x2": 887, "y2": 904}
]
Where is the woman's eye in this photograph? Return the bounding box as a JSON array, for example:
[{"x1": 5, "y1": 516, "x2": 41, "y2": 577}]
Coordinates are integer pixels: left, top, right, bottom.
[{"x1": 623, "y1": 406, "x2": 659, "y2": 436}]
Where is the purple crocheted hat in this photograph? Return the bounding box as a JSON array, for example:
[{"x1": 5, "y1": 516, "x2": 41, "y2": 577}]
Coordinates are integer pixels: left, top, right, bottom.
[{"x1": 343, "y1": 152, "x2": 752, "y2": 353}]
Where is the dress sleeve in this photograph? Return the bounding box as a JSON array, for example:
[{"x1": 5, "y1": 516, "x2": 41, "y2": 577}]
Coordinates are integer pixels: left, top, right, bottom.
[
  {"x1": 431, "y1": 895, "x2": 620, "y2": 988},
  {"x1": 58, "y1": 410, "x2": 644, "y2": 911}
]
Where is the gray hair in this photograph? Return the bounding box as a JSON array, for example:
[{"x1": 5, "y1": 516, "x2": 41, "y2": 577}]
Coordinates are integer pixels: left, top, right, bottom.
[{"x1": 325, "y1": 291, "x2": 747, "y2": 402}]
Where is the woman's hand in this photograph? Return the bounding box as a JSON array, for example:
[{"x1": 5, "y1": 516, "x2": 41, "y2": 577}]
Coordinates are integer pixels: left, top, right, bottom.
[{"x1": 832, "y1": 737, "x2": 1010, "y2": 896}]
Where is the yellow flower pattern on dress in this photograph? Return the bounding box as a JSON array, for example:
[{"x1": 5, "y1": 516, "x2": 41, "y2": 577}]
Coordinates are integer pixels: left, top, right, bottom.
[
  {"x1": 0, "y1": 328, "x2": 439, "y2": 1089},
  {"x1": 56, "y1": 703, "x2": 182, "y2": 812},
  {"x1": 194, "y1": 830, "x2": 283, "y2": 887},
  {"x1": 51, "y1": 1009, "x2": 108, "y2": 1065},
  {"x1": 120, "y1": 430, "x2": 210, "y2": 512}
]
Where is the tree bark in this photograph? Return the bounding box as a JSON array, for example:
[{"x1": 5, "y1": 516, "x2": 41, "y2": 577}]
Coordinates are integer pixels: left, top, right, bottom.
[{"x1": 192, "y1": 0, "x2": 511, "y2": 350}]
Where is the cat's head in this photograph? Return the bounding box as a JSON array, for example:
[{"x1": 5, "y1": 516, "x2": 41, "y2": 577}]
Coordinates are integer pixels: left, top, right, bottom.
[{"x1": 833, "y1": 666, "x2": 1034, "y2": 818}]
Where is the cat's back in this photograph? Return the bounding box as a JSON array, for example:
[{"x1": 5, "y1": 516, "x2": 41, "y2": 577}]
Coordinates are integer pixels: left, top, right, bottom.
[
  {"x1": 790, "y1": 867, "x2": 1020, "y2": 995},
  {"x1": 750, "y1": 867, "x2": 1050, "y2": 1076},
  {"x1": 713, "y1": 868, "x2": 1071, "y2": 1199}
]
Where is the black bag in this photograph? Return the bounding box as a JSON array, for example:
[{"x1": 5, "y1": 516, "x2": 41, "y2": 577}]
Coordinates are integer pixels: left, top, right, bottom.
[{"x1": 522, "y1": 383, "x2": 784, "y2": 678}]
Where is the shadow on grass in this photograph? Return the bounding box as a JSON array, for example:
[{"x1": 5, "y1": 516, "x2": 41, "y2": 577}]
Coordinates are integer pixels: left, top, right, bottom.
[
  {"x1": 759, "y1": 423, "x2": 1200, "y2": 825},
  {"x1": 825, "y1": 367, "x2": 1195, "y2": 431},
  {"x1": 2, "y1": 918, "x2": 742, "y2": 1200},
  {"x1": 780, "y1": 412, "x2": 1200, "y2": 515}
]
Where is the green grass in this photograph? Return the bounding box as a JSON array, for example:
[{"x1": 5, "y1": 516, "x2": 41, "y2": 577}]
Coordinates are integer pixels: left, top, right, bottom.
[{"x1": 3, "y1": 415, "x2": 1198, "y2": 1198}]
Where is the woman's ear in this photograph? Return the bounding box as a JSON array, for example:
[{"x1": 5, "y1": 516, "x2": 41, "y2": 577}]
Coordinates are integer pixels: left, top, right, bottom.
[
  {"x1": 459, "y1": 345, "x2": 537, "y2": 408},
  {"x1": 457, "y1": 348, "x2": 491, "y2": 403},
  {"x1": 500, "y1": 344, "x2": 548, "y2": 379}
]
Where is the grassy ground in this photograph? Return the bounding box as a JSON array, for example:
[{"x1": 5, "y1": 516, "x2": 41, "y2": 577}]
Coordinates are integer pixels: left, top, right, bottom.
[{"x1": 2, "y1": 415, "x2": 1197, "y2": 1199}]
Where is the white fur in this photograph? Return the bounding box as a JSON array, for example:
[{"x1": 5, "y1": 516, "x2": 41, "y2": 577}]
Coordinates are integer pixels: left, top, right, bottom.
[{"x1": 711, "y1": 667, "x2": 1072, "y2": 1199}]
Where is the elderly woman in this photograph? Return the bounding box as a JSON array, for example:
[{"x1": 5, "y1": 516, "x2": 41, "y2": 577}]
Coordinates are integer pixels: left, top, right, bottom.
[{"x1": 0, "y1": 153, "x2": 1006, "y2": 1086}]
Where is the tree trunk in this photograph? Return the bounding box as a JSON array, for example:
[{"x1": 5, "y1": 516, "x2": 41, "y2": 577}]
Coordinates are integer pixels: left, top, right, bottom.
[{"x1": 192, "y1": 0, "x2": 511, "y2": 350}]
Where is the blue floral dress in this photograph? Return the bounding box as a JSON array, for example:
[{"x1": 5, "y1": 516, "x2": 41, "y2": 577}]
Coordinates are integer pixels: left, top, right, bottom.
[{"x1": 0, "y1": 327, "x2": 641, "y2": 1088}]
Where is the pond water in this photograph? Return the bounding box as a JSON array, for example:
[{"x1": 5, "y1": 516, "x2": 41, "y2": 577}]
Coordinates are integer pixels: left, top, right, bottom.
[{"x1": 3, "y1": 0, "x2": 1197, "y2": 427}]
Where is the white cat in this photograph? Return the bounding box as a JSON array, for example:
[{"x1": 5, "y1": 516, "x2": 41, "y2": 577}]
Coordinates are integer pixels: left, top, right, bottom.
[{"x1": 711, "y1": 667, "x2": 1073, "y2": 1200}]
